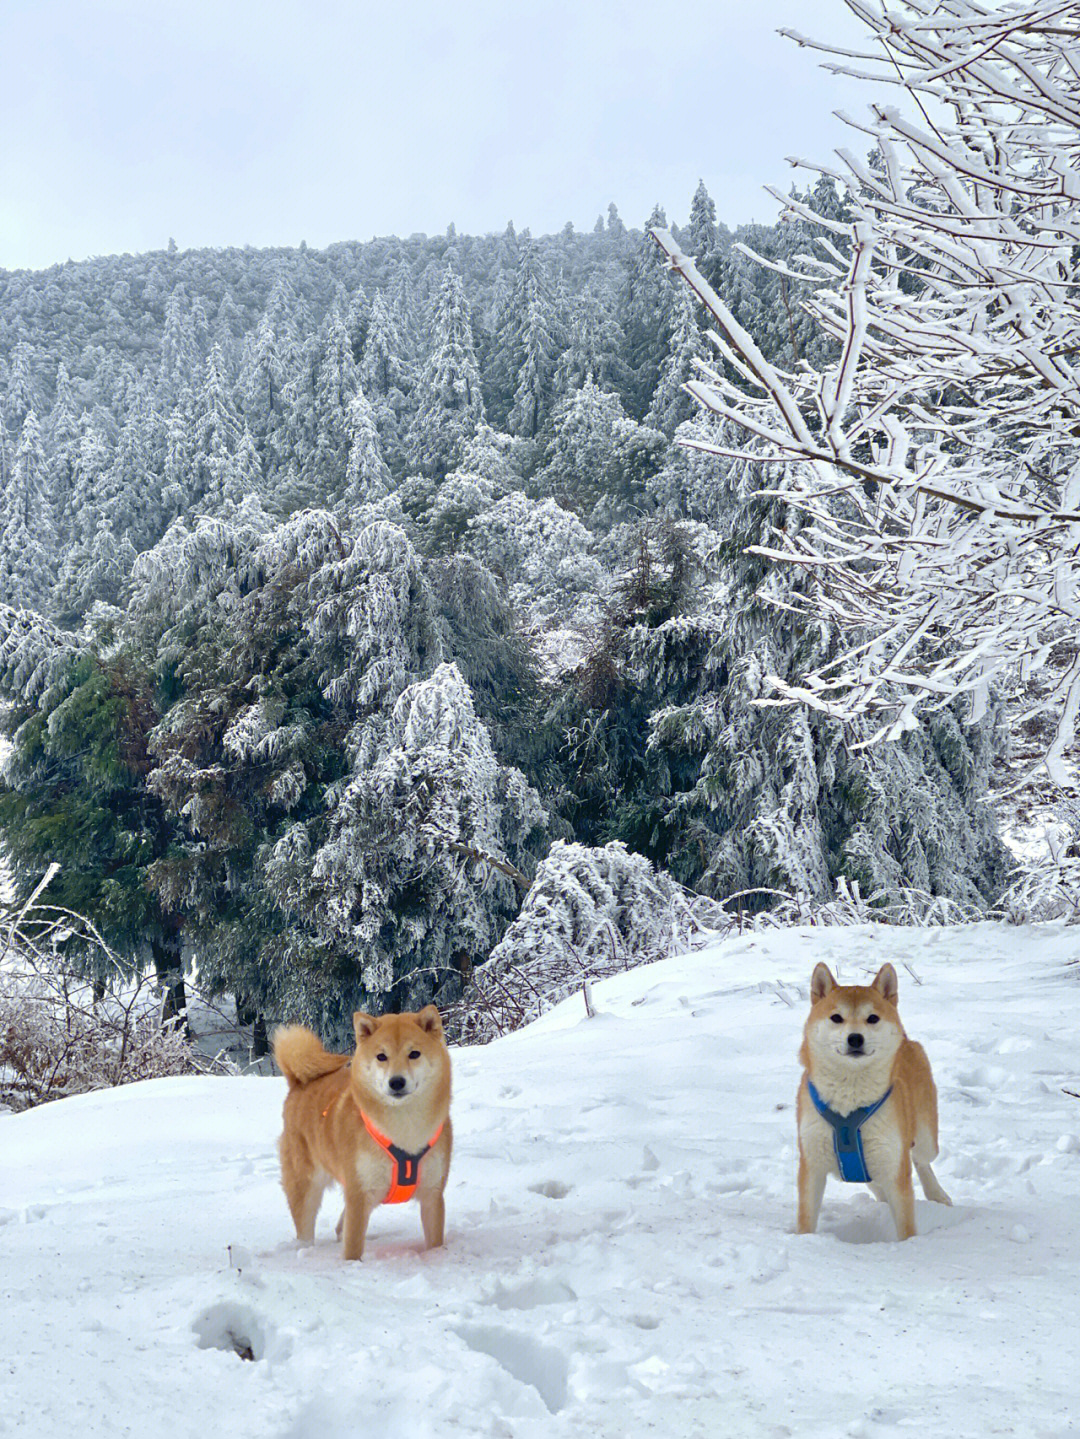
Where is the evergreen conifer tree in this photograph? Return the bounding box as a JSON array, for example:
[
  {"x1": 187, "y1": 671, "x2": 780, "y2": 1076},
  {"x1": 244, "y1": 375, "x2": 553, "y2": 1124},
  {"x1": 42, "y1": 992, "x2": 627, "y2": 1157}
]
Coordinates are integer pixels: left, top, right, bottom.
[
  {"x1": 0, "y1": 640, "x2": 189, "y2": 1021},
  {"x1": 340, "y1": 386, "x2": 392, "y2": 508},
  {"x1": 646, "y1": 284, "x2": 706, "y2": 436},
  {"x1": 620, "y1": 205, "x2": 675, "y2": 417},
  {"x1": 0, "y1": 411, "x2": 55, "y2": 611},
  {"x1": 407, "y1": 268, "x2": 485, "y2": 478}
]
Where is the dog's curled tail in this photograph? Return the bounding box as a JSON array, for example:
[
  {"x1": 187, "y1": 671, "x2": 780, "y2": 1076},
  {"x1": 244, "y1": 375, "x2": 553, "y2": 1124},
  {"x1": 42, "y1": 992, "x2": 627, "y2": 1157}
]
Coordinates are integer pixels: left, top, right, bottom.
[{"x1": 272, "y1": 1025, "x2": 350, "y2": 1088}]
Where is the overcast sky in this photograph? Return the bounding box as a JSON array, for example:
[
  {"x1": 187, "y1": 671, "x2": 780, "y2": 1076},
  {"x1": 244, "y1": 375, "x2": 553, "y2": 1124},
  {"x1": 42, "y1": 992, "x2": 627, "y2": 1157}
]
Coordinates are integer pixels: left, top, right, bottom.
[{"x1": 2, "y1": 0, "x2": 872, "y2": 272}]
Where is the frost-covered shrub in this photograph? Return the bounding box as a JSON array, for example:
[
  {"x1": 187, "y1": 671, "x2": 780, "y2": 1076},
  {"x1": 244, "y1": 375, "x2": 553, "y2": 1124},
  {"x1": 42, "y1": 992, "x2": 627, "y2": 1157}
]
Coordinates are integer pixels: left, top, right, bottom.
[
  {"x1": 0, "y1": 891, "x2": 232, "y2": 1112},
  {"x1": 0, "y1": 970, "x2": 196, "y2": 1112},
  {"x1": 751, "y1": 875, "x2": 991, "y2": 930},
  {"x1": 997, "y1": 825, "x2": 1080, "y2": 924},
  {"x1": 447, "y1": 841, "x2": 725, "y2": 1042}
]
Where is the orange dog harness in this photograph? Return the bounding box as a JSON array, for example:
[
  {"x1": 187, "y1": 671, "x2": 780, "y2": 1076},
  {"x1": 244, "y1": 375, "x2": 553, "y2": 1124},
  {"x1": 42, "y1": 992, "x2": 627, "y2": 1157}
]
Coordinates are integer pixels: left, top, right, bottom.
[
  {"x1": 320, "y1": 1089, "x2": 443, "y2": 1204},
  {"x1": 360, "y1": 1112, "x2": 444, "y2": 1205}
]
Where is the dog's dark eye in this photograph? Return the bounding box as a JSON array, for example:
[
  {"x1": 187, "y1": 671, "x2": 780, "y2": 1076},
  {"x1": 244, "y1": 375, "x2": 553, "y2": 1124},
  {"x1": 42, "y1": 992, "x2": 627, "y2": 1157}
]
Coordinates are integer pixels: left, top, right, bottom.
[
  {"x1": 408, "y1": 1050, "x2": 421, "y2": 1060},
  {"x1": 867, "y1": 1014, "x2": 880, "y2": 1025},
  {"x1": 830, "y1": 1013, "x2": 844, "y2": 1024},
  {"x1": 376, "y1": 1053, "x2": 388, "y2": 1062}
]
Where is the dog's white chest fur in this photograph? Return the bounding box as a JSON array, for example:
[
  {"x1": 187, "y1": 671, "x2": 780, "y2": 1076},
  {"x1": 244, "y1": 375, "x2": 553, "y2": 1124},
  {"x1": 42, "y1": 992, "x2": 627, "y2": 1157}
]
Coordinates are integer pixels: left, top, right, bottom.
[
  {"x1": 799, "y1": 1094, "x2": 901, "y2": 1183},
  {"x1": 801, "y1": 1049, "x2": 902, "y2": 1183}
]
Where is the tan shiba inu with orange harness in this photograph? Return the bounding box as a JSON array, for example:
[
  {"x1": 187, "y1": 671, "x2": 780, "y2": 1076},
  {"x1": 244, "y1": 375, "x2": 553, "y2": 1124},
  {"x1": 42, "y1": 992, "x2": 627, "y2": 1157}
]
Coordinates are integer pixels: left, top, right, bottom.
[
  {"x1": 273, "y1": 1006, "x2": 452, "y2": 1261},
  {"x1": 796, "y1": 962, "x2": 951, "y2": 1240}
]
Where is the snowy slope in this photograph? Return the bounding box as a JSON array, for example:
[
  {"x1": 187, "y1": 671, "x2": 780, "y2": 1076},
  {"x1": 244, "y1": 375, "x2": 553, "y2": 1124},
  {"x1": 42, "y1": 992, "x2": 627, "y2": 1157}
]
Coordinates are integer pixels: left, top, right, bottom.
[{"x1": 2, "y1": 924, "x2": 1079, "y2": 1439}]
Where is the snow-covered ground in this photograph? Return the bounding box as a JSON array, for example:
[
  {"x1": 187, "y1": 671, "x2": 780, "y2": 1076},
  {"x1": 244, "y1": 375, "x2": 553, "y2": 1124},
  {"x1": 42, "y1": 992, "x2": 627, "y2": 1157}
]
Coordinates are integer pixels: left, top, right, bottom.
[{"x1": 3, "y1": 923, "x2": 1078, "y2": 1439}]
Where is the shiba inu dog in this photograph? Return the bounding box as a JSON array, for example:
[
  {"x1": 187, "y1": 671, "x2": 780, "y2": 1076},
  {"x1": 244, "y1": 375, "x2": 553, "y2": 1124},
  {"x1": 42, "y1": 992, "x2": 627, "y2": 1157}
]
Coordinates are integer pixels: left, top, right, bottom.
[
  {"x1": 796, "y1": 962, "x2": 950, "y2": 1240},
  {"x1": 273, "y1": 1006, "x2": 452, "y2": 1261}
]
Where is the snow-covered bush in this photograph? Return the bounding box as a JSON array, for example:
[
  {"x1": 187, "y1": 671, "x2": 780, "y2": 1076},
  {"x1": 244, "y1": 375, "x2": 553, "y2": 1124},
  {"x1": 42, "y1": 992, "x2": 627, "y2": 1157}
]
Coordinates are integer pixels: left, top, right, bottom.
[
  {"x1": 446, "y1": 841, "x2": 726, "y2": 1042},
  {"x1": 0, "y1": 877, "x2": 232, "y2": 1112},
  {"x1": 749, "y1": 876, "x2": 991, "y2": 931},
  {"x1": 997, "y1": 821, "x2": 1080, "y2": 924},
  {"x1": 0, "y1": 968, "x2": 196, "y2": 1112}
]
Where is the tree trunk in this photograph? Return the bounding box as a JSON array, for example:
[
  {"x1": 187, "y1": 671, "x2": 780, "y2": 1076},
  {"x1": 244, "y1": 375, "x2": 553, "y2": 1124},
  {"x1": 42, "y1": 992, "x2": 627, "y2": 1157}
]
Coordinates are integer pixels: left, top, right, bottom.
[
  {"x1": 236, "y1": 996, "x2": 270, "y2": 1059},
  {"x1": 251, "y1": 1014, "x2": 269, "y2": 1060},
  {"x1": 152, "y1": 935, "x2": 189, "y2": 1035}
]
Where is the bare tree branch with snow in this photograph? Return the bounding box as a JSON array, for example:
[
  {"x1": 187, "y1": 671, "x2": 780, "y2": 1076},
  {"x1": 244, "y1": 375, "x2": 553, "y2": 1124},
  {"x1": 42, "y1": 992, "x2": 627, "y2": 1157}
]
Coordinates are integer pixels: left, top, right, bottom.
[{"x1": 655, "y1": 0, "x2": 1080, "y2": 787}]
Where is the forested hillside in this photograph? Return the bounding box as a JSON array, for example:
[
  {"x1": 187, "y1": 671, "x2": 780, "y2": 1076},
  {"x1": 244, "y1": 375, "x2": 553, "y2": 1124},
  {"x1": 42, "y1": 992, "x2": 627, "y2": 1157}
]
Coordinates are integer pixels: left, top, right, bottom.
[{"x1": 0, "y1": 182, "x2": 1007, "y2": 1039}]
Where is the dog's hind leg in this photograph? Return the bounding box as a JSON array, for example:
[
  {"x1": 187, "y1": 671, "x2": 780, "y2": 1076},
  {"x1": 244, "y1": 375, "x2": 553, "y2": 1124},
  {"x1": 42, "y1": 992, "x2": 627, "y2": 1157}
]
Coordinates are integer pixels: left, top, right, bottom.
[{"x1": 280, "y1": 1142, "x2": 325, "y2": 1244}]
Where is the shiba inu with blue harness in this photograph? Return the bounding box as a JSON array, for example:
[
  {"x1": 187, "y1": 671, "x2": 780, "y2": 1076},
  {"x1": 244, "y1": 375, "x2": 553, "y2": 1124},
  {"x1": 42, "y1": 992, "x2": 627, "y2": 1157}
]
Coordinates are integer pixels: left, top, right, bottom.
[{"x1": 796, "y1": 962, "x2": 951, "y2": 1240}]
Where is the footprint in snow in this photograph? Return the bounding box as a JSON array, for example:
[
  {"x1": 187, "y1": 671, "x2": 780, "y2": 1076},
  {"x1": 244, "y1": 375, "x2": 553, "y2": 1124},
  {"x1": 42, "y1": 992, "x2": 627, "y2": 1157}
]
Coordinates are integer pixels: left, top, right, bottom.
[
  {"x1": 487, "y1": 1275, "x2": 578, "y2": 1310},
  {"x1": 192, "y1": 1301, "x2": 293, "y2": 1364},
  {"x1": 529, "y1": 1180, "x2": 572, "y2": 1200},
  {"x1": 454, "y1": 1323, "x2": 569, "y2": 1415}
]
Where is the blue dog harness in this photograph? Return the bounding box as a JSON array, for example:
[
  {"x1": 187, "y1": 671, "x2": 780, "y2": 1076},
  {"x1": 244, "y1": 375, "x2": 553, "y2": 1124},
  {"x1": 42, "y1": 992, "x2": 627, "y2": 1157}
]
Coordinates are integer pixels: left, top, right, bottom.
[{"x1": 807, "y1": 1081, "x2": 893, "y2": 1183}]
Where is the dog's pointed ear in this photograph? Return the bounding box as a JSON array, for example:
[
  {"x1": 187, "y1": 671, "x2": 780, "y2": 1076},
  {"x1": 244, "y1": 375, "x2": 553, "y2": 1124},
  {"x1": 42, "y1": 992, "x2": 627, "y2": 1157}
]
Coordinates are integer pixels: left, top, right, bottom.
[
  {"x1": 416, "y1": 1004, "x2": 443, "y2": 1035},
  {"x1": 353, "y1": 1012, "x2": 378, "y2": 1042},
  {"x1": 810, "y1": 963, "x2": 836, "y2": 1004},
  {"x1": 871, "y1": 963, "x2": 899, "y2": 1005}
]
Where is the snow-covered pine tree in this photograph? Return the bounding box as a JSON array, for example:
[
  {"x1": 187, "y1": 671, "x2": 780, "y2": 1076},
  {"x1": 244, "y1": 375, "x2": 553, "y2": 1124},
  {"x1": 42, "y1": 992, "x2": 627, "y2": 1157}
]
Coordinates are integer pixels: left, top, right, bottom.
[
  {"x1": 300, "y1": 661, "x2": 545, "y2": 1019},
  {"x1": 137, "y1": 510, "x2": 540, "y2": 1037},
  {"x1": 239, "y1": 310, "x2": 286, "y2": 468},
  {"x1": 339, "y1": 385, "x2": 392, "y2": 510},
  {"x1": 157, "y1": 286, "x2": 199, "y2": 403},
  {"x1": 625, "y1": 444, "x2": 1007, "y2": 908},
  {"x1": 192, "y1": 343, "x2": 242, "y2": 511},
  {"x1": 0, "y1": 411, "x2": 55, "y2": 612},
  {"x1": 620, "y1": 205, "x2": 676, "y2": 418},
  {"x1": 45, "y1": 362, "x2": 81, "y2": 530},
  {"x1": 685, "y1": 180, "x2": 723, "y2": 286},
  {"x1": 536, "y1": 377, "x2": 665, "y2": 526},
  {"x1": 222, "y1": 426, "x2": 266, "y2": 511},
  {"x1": 303, "y1": 306, "x2": 360, "y2": 502},
  {"x1": 646, "y1": 283, "x2": 707, "y2": 437},
  {"x1": 492, "y1": 236, "x2": 562, "y2": 441},
  {"x1": 551, "y1": 284, "x2": 628, "y2": 403},
  {"x1": 5, "y1": 341, "x2": 40, "y2": 429},
  {"x1": 358, "y1": 289, "x2": 413, "y2": 474},
  {"x1": 407, "y1": 267, "x2": 485, "y2": 479}
]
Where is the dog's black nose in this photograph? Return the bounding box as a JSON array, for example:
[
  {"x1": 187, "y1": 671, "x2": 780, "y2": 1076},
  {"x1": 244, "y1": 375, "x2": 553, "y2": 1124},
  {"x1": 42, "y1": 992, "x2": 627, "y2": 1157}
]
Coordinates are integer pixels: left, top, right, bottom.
[
  {"x1": 848, "y1": 1033, "x2": 864, "y2": 1050},
  {"x1": 388, "y1": 1075, "x2": 407, "y2": 1092}
]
